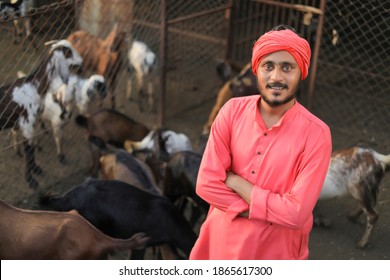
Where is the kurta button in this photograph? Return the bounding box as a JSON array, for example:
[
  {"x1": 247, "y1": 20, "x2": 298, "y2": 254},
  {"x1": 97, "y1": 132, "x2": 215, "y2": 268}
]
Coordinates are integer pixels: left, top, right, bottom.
[
  {"x1": 251, "y1": 170, "x2": 255, "y2": 174},
  {"x1": 257, "y1": 152, "x2": 261, "y2": 155},
  {"x1": 264, "y1": 133, "x2": 267, "y2": 136}
]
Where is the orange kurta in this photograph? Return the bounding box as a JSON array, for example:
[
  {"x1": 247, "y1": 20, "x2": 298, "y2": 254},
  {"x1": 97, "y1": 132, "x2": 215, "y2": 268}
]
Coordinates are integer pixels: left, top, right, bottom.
[{"x1": 190, "y1": 95, "x2": 332, "y2": 260}]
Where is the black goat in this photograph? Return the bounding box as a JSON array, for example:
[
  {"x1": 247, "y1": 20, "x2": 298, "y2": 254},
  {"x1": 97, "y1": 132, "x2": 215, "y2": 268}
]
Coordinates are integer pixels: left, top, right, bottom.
[{"x1": 39, "y1": 177, "x2": 197, "y2": 259}]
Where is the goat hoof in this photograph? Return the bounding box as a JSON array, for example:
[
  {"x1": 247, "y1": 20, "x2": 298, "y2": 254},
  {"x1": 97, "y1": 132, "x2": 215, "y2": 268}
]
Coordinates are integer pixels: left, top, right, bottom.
[
  {"x1": 58, "y1": 154, "x2": 66, "y2": 164},
  {"x1": 347, "y1": 215, "x2": 361, "y2": 224},
  {"x1": 356, "y1": 240, "x2": 368, "y2": 249},
  {"x1": 33, "y1": 166, "x2": 43, "y2": 175},
  {"x1": 28, "y1": 178, "x2": 39, "y2": 190},
  {"x1": 313, "y1": 215, "x2": 332, "y2": 228}
]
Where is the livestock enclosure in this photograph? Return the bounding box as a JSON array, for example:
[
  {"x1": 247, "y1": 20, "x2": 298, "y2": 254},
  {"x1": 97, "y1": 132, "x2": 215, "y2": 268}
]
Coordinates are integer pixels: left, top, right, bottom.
[{"x1": 0, "y1": 0, "x2": 389, "y2": 260}]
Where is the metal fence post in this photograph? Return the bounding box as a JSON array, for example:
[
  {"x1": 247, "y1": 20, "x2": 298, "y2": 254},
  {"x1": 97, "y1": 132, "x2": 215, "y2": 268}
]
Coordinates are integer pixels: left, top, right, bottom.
[{"x1": 159, "y1": 0, "x2": 168, "y2": 127}]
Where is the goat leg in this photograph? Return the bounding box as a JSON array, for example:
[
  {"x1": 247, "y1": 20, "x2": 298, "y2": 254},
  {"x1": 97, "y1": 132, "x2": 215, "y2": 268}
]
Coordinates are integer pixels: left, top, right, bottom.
[
  {"x1": 89, "y1": 143, "x2": 101, "y2": 177},
  {"x1": 146, "y1": 80, "x2": 155, "y2": 113},
  {"x1": 52, "y1": 124, "x2": 65, "y2": 164},
  {"x1": 356, "y1": 207, "x2": 378, "y2": 248},
  {"x1": 11, "y1": 128, "x2": 23, "y2": 157},
  {"x1": 110, "y1": 91, "x2": 116, "y2": 110},
  {"x1": 23, "y1": 141, "x2": 39, "y2": 189},
  {"x1": 24, "y1": 142, "x2": 43, "y2": 175},
  {"x1": 126, "y1": 75, "x2": 134, "y2": 101},
  {"x1": 129, "y1": 248, "x2": 146, "y2": 260},
  {"x1": 347, "y1": 206, "x2": 364, "y2": 224}
]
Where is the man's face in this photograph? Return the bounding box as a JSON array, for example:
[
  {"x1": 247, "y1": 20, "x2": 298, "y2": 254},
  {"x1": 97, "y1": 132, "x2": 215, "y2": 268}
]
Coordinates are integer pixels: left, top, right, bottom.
[{"x1": 256, "y1": 50, "x2": 301, "y2": 107}]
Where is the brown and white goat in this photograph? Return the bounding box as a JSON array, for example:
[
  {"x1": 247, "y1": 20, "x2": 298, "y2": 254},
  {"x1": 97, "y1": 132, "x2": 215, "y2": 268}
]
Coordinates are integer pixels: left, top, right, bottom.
[
  {"x1": 14, "y1": 71, "x2": 107, "y2": 163},
  {"x1": 99, "y1": 152, "x2": 159, "y2": 191},
  {"x1": 317, "y1": 145, "x2": 390, "y2": 248},
  {"x1": 0, "y1": 199, "x2": 148, "y2": 260},
  {"x1": 203, "y1": 62, "x2": 257, "y2": 134},
  {"x1": 67, "y1": 23, "x2": 125, "y2": 109},
  {"x1": 0, "y1": 40, "x2": 82, "y2": 189}
]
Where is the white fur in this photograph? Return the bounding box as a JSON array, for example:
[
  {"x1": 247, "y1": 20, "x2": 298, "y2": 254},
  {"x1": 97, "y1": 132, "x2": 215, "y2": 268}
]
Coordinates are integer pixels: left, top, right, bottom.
[
  {"x1": 41, "y1": 74, "x2": 106, "y2": 160},
  {"x1": 128, "y1": 129, "x2": 193, "y2": 155},
  {"x1": 316, "y1": 146, "x2": 390, "y2": 248},
  {"x1": 2, "y1": 39, "x2": 82, "y2": 188},
  {"x1": 12, "y1": 84, "x2": 40, "y2": 141},
  {"x1": 126, "y1": 40, "x2": 157, "y2": 110},
  {"x1": 11, "y1": 41, "x2": 82, "y2": 144},
  {"x1": 318, "y1": 155, "x2": 351, "y2": 200}
]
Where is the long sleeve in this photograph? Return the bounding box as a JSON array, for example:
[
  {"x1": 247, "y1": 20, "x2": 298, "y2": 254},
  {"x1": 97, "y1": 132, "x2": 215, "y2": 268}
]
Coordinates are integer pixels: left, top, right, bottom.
[
  {"x1": 249, "y1": 131, "x2": 332, "y2": 228},
  {"x1": 190, "y1": 96, "x2": 332, "y2": 260},
  {"x1": 196, "y1": 96, "x2": 332, "y2": 226},
  {"x1": 196, "y1": 100, "x2": 249, "y2": 218}
]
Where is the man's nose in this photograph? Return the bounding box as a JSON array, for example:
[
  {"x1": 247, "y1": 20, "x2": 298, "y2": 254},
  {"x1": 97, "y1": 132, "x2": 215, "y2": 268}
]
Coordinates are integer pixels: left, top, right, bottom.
[{"x1": 270, "y1": 68, "x2": 283, "y2": 81}]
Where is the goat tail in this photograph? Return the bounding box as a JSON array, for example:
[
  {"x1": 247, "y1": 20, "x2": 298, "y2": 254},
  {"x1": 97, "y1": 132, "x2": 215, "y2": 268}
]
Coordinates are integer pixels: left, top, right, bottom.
[
  {"x1": 38, "y1": 191, "x2": 67, "y2": 211},
  {"x1": 372, "y1": 150, "x2": 390, "y2": 170},
  {"x1": 75, "y1": 114, "x2": 88, "y2": 128},
  {"x1": 38, "y1": 191, "x2": 56, "y2": 206},
  {"x1": 103, "y1": 232, "x2": 150, "y2": 252}
]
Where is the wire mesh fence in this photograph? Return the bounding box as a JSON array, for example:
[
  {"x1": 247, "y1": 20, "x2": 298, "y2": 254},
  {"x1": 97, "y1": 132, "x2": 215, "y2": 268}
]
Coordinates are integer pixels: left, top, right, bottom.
[
  {"x1": 0, "y1": 0, "x2": 227, "y2": 202},
  {"x1": 0, "y1": 0, "x2": 390, "y2": 260},
  {"x1": 312, "y1": 0, "x2": 390, "y2": 153},
  {"x1": 0, "y1": 0, "x2": 389, "y2": 205}
]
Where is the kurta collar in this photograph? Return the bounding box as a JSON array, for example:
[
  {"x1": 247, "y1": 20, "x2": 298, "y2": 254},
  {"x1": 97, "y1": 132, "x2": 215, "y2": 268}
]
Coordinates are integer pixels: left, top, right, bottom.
[{"x1": 255, "y1": 97, "x2": 300, "y2": 130}]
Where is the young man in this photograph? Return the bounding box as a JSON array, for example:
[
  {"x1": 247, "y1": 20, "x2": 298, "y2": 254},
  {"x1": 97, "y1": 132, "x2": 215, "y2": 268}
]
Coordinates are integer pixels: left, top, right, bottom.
[{"x1": 190, "y1": 26, "x2": 332, "y2": 260}]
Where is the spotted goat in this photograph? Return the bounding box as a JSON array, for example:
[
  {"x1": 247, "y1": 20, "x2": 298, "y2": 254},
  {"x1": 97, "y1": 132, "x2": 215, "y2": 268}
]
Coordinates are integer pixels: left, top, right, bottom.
[
  {"x1": 0, "y1": 39, "x2": 83, "y2": 189},
  {"x1": 317, "y1": 145, "x2": 390, "y2": 248}
]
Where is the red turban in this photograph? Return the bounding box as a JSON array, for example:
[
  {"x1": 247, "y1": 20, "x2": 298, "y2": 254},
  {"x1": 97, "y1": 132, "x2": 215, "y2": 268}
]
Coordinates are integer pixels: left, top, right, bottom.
[{"x1": 251, "y1": 29, "x2": 311, "y2": 80}]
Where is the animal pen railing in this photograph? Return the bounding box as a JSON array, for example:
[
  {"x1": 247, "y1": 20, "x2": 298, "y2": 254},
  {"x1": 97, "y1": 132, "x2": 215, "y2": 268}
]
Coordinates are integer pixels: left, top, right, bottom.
[
  {"x1": 309, "y1": 0, "x2": 390, "y2": 153},
  {"x1": 0, "y1": 0, "x2": 389, "y2": 203}
]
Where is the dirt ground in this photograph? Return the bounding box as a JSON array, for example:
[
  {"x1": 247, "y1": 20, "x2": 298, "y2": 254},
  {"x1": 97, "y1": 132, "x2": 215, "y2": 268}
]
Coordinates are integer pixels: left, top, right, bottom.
[{"x1": 0, "y1": 26, "x2": 389, "y2": 261}]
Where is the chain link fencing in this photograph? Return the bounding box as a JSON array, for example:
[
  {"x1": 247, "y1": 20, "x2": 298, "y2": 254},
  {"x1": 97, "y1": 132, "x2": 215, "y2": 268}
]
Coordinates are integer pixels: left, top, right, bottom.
[
  {"x1": 0, "y1": 0, "x2": 389, "y2": 207},
  {"x1": 312, "y1": 0, "x2": 390, "y2": 153}
]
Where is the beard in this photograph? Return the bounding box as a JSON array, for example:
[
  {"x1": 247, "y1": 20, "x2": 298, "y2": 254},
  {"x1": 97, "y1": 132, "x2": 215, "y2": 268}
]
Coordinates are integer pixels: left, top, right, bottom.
[{"x1": 257, "y1": 81, "x2": 299, "y2": 108}]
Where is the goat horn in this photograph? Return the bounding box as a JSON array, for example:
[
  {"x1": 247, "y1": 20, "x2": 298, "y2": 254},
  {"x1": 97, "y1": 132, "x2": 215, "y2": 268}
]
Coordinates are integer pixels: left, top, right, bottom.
[{"x1": 44, "y1": 39, "x2": 60, "y2": 46}]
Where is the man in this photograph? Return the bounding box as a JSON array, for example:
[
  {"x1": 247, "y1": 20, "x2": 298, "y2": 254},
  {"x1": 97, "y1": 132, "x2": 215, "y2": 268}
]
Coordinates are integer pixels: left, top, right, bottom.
[{"x1": 190, "y1": 25, "x2": 332, "y2": 260}]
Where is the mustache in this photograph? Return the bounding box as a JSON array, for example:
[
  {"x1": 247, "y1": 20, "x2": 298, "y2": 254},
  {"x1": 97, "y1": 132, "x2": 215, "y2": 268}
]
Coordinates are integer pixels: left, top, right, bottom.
[{"x1": 266, "y1": 82, "x2": 288, "y2": 89}]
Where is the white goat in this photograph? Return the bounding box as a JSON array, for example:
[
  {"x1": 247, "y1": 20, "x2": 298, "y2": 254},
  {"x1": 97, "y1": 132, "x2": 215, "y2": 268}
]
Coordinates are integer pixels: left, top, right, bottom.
[
  {"x1": 126, "y1": 40, "x2": 157, "y2": 112},
  {"x1": 40, "y1": 74, "x2": 107, "y2": 162},
  {"x1": 317, "y1": 145, "x2": 390, "y2": 248},
  {"x1": 124, "y1": 128, "x2": 193, "y2": 161}
]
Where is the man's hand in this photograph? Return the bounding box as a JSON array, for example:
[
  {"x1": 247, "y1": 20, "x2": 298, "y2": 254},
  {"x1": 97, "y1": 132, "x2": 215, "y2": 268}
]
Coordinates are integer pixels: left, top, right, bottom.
[{"x1": 225, "y1": 172, "x2": 253, "y2": 205}]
